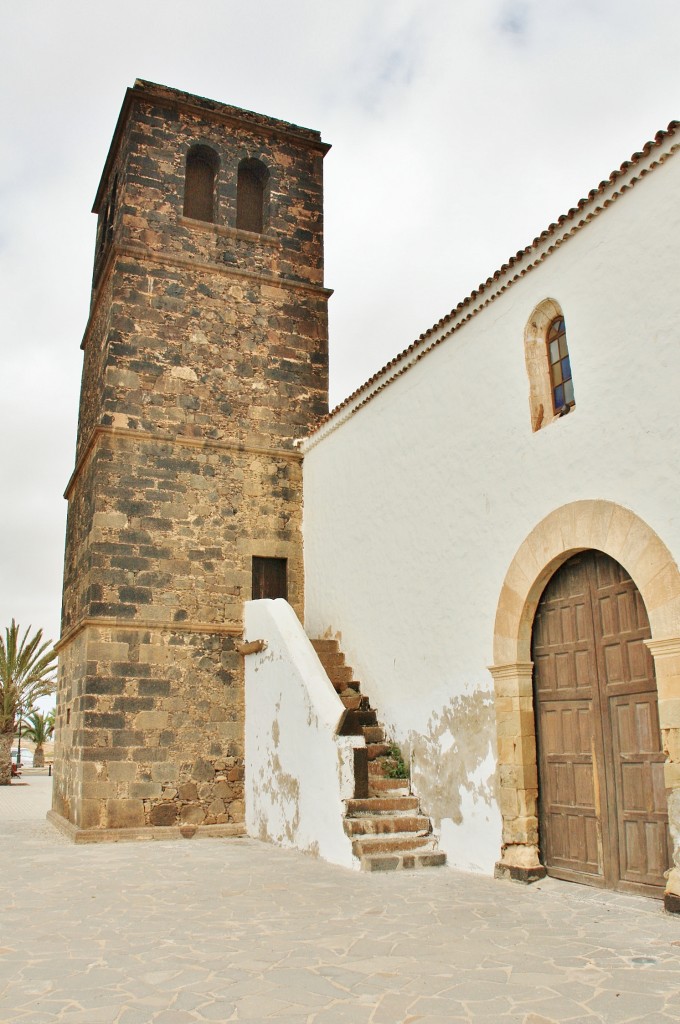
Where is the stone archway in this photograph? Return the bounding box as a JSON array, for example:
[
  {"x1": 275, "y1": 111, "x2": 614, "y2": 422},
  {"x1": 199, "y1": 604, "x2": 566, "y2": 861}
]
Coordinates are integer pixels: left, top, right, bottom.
[{"x1": 489, "y1": 500, "x2": 680, "y2": 912}]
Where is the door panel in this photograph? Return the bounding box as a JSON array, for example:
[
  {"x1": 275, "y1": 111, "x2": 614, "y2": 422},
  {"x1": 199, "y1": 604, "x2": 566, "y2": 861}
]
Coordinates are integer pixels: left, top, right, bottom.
[
  {"x1": 251, "y1": 556, "x2": 288, "y2": 600},
  {"x1": 609, "y1": 690, "x2": 669, "y2": 888},
  {"x1": 532, "y1": 550, "x2": 670, "y2": 897}
]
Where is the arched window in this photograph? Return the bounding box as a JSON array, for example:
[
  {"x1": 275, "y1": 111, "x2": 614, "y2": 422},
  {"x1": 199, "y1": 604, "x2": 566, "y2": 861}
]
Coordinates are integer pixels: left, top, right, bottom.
[
  {"x1": 184, "y1": 145, "x2": 219, "y2": 222},
  {"x1": 546, "y1": 315, "x2": 575, "y2": 413},
  {"x1": 236, "y1": 158, "x2": 268, "y2": 233},
  {"x1": 524, "y1": 299, "x2": 575, "y2": 431}
]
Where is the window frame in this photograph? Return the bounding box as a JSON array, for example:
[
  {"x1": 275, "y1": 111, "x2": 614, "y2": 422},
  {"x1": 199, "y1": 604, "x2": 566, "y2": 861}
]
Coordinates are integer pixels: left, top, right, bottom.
[{"x1": 546, "y1": 315, "x2": 575, "y2": 414}]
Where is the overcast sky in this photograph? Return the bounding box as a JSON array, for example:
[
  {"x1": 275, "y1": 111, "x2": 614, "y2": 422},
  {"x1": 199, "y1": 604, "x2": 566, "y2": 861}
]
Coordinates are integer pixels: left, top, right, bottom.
[{"x1": 0, "y1": 0, "x2": 678, "y2": 658}]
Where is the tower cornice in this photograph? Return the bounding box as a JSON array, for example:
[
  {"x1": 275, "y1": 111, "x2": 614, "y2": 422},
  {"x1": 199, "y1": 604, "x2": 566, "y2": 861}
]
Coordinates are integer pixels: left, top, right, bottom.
[{"x1": 93, "y1": 80, "x2": 331, "y2": 214}]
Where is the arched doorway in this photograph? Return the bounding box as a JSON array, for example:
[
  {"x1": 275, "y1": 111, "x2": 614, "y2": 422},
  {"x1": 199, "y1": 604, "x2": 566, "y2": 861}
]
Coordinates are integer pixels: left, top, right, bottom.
[{"x1": 532, "y1": 549, "x2": 671, "y2": 896}]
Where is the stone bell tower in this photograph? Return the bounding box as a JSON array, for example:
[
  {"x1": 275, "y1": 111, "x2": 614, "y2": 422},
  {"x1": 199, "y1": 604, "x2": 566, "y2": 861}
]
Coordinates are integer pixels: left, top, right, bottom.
[{"x1": 51, "y1": 81, "x2": 330, "y2": 838}]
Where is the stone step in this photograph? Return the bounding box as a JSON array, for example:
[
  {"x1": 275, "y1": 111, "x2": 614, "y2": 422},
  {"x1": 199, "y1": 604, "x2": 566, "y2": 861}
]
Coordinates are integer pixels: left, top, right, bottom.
[
  {"x1": 338, "y1": 680, "x2": 360, "y2": 693},
  {"x1": 362, "y1": 725, "x2": 385, "y2": 744},
  {"x1": 311, "y1": 634, "x2": 442, "y2": 873},
  {"x1": 368, "y1": 777, "x2": 410, "y2": 794},
  {"x1": 325, "y1": 664, "x2": 354, "y2": 685},
  {"x1": 339, "y1": 711, "x2": 366, "y2": 738},
  {"x1": 353, "y1": 709, "x2": 377, "y2": 727},
  {"x1": 360, "y1": 850, "x2": 447, "y2": 872},
  {"x1": 344, "y1": 814, "x2": 431, "y2": 837},
  {"x1": 368, "y1": 758, "x2": 400, "y2": 773},
  {"x1": 339, "y1": 692, "x2": 363, "y2": 710},
  {"x1": 368, "y1": 756, "x2": 407, "y2": 776},
  {"x1": 365, "y1": 743, "x2": 391, "y2": 761},
  {"x1": 311, "y1": 638, "x2": 340, "y2": 656},
  {"x1": 315, "y1": 650, "x2": 346, "y2": 670},
  {"x1": 351, "y1": 832, "x2": 434, "y2": 857},
  {"x1": 346, "y1": 796, "x2": 419, "y2": 815}
]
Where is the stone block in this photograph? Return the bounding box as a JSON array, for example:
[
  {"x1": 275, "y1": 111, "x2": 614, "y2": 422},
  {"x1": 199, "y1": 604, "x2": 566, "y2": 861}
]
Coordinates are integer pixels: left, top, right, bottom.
[
  {"x1": 229, "y1": 799, "x2": 244, "y2": 821},
  {"x1": 180, "y1": 803, "x2": 206, "y2": 824},
  {"x1": 502, "y1": 815, "x2": 539, "y2": 847},
  {"x1": 517, "y1": 789, "x2": 537, "y2": 817},
  {"x1": 84, "y1": 712, "x2": 125, "y2": 730},
  {"x1": 499, "y1": 786, "x2": 519, "y2": 816},
  {"x1": 149, "y1": 802, "x2": 178, "y2": 826},
  {"x1": 193, "y1": 758, "x2": 215, "y2": 782},
  {"x1": 150, "y1": 762, "x2": 179, "y2": 783},
  {"x1": 77, "y1": 799, "x2": 103, "y2": 829},
  {"x1": 81, "y1": 782, "x2": 114, "y2": 800},
  {"x1": 656, "y1": 670, "x2": 680, "y2": 703},
  {"x1": 92, "y1": 512, "x2": 128, "y2": 531},
  {"x1": 130, "y1": 782, "x2": 163, "y2": 799},
  {"x1": 498, "y1": 765, "x2": 518, "y2": 788},
  {"x1": 87, "y1": 641, "x2": 130, "y2": 661},
  {"x1": 178, "y1": 782, "x2": 198, "y2": 801},
  {"x1": 517, "y1": 709, "x2": 536, "y2": 736},
  {"x1": 659, "y1": 699, "x2": 680, "y2": 730},
  {"x1": 664, "y1": 762, "x2": 680, "y2": 789},
  {"x1": 105, "y1": 799, "x2": 145, "y2": 829},
  {"x1": 132, "y1": 710, "x2": 169, "y2": 730},
  {"x1": 138, "y1": 680, "x2": 172, "y2": 697},
  {"x1": 79, "y1": 762, "x2": 101, "y2": 782},
  {"x1": 216, "y1": 721, "x2": 242, "y2": 740},
  {"x1": 112, "y1": 730, "x2": 147, "y2": 749},
  {"x1": 104, "y1": 761, "x2": 137, "y2": 782},
  {"x1": 495, "y1": 712, "x2": 522, "y2": 738},
  {"x1": 105, "y1": 367, "x2": 140, "y2": 388}
]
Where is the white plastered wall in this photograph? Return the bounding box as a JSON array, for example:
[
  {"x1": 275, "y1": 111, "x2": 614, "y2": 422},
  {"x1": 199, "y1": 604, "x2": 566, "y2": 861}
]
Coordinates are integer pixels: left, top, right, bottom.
[
  {"x1": 244, "y1": 599, "x2": 362, "y2": 869},
  {"x1": 303, "y1": 145, "x2": 680, "y2": 875}
]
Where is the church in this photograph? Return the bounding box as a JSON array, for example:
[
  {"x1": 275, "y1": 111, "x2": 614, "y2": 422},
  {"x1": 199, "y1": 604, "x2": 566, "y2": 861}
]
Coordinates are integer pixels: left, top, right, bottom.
[{"x1": 50, "y1": 80, "x2": 680, "y2": 913}]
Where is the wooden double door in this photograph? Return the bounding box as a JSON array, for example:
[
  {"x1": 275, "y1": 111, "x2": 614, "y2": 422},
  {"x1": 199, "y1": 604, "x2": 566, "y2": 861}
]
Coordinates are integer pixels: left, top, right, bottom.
[{"x1": 532, "y1": 550, "x2": 670, "y2": 897}]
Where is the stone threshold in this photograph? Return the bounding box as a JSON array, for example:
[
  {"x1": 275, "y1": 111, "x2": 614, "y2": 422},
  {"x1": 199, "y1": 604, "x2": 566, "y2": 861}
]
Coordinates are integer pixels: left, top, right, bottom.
[{"x1": 47, "y1": 810, "x2": 246, "y2": 844}]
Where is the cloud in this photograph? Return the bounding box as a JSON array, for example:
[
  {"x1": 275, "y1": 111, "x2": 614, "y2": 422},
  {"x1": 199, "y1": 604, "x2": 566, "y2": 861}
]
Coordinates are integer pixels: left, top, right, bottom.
[
  {"x1": 498, "y1": 2, "x2": 531, "y2": 37},
  {"x1": 0, "y1": 0, "x2": 679, "y2": 646}
]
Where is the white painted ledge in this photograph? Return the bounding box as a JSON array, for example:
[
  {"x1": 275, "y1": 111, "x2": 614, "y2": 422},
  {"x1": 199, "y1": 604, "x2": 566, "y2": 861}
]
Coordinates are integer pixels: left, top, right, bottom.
[{"x1": 244, "y1": 599, "x2": 363, "y2": 869}]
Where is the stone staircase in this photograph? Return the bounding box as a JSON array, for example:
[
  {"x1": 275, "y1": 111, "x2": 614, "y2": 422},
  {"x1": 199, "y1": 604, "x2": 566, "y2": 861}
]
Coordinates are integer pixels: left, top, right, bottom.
[{"x1": 311, "y1": 638, "x2": 446, "y2": 872}]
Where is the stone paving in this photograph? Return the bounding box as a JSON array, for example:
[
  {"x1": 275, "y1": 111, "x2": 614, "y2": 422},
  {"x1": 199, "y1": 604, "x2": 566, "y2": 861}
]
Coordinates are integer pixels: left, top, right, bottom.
[{"x1": 1, "y1": 776, "x2": 679, "y2": 1024}]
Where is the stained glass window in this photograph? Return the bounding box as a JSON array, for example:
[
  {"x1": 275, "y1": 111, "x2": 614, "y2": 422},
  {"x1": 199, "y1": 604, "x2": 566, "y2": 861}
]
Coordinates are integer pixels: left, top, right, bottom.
[{"x1": 546, "y1": 316, "x2": 575, "y2": 413}]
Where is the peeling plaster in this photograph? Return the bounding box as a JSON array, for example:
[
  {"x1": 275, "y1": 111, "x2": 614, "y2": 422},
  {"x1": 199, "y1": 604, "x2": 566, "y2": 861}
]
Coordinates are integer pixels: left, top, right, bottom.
[
  {"x1": 245, "y1": 600, "x2": 358, "y2": 869},
  {"x1": 410, "y1": 690, "x2": 498, "y2": 828},
  {"x1": 668, "y1": 789, "x2": 680, "y2": 871},
  {"x1": 269, "y1": 753, "x2": 301, "y2": 844}
]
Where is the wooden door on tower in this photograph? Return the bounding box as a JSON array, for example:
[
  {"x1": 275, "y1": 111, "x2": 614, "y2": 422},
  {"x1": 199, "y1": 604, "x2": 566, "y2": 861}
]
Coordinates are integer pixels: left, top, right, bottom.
[
  {"x1": 252, "y1": 557, "x2": 288, "y2": 601},
  {"x1": 532, "y1": 550, "x2": 670, "y2": 897}
]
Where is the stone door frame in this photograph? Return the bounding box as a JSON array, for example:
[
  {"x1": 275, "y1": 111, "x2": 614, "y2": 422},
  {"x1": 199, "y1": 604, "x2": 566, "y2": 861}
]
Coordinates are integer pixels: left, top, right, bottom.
[{"x1": 489, "y1": 499, "x2": 680, "y2": 911}]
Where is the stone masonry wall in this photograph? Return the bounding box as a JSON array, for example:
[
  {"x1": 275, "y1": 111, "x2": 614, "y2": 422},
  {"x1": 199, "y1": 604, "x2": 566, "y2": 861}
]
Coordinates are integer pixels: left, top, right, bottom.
[{"x1": 54, "y1": 81, "x2": 329, "y2": 835}]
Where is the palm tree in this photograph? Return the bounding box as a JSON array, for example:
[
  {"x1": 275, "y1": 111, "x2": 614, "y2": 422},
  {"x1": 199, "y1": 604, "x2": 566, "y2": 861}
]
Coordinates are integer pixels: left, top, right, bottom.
[
  {"x1": 0, "y1": 621, "x2": 57, "y2": 785},
  {"x1": 18, "y1": 709, "x2": 55, "y2": 769}
]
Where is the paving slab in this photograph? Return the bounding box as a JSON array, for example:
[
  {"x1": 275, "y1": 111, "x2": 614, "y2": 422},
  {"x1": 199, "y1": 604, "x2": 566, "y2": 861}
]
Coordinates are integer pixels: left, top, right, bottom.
[{"x1": 1, "y1": 776, "x2": 679, "y2": 1023}]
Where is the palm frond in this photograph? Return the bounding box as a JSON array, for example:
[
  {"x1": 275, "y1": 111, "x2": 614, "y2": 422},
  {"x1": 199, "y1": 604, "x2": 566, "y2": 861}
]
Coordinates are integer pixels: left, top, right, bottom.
[{"x1": 0, "y1": 620, "x2": 57, "y2": 734}]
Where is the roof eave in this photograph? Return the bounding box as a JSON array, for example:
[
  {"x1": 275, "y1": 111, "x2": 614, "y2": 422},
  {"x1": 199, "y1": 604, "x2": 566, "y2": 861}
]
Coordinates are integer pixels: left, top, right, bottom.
[{"x1": 301, "y1": 120, "x2": 680, "y2": 453}]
